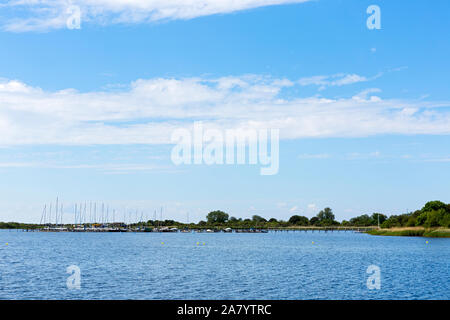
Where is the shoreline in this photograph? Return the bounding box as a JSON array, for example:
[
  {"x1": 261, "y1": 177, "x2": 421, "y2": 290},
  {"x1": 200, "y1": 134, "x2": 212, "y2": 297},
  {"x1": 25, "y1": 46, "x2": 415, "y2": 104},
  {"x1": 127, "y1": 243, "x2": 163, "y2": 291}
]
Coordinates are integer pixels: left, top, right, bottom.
[
  {"x1": 366, "y1": 227, "x2": 450, "y2": 238},
  {"x1": 0, "y1": 226, "x2": 376, "y2": 233}
]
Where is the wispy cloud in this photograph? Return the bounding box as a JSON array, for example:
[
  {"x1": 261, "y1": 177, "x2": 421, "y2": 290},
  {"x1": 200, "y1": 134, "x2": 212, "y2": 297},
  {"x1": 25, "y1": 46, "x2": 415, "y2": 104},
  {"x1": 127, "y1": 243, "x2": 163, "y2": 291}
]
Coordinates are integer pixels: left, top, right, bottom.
[
  {"x1": 298, "y1": 153, "x2": 331, "y2": 159},
  {"x1": 0, "y1": 161, "x2": 174, "y2": 173},
  {"x1": 1, "y1": 74, "x2": 450, "y2": 146},
  {"x1": 421, "y1": 157, "x2": 450, "y2": 163},
  {"x1": 0, "y1": 0, "x2": 312, "y2": 32},
  {"x1": 345, "y1": 151, "x2": 381, "y2": 160},
  {"x1": 298, "y1": 73, "x2": 378, "y2": 90}
]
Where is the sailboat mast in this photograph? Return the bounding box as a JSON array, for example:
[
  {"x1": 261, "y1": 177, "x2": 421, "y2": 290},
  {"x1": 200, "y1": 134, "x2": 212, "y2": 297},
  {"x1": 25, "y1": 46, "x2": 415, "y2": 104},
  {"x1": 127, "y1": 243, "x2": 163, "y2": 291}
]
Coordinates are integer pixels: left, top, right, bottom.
[
  {"x1": 55, "y1": 197, "x2": 59, "y2": 227},
  {"x1": 79, "y1": 203, "x2": 82, "y2": 226},
  {"x1": 48, "y1": 203, "x2": 52, "y2": 226},
  {"x1": 40, "y1": 204, "x2": 46, "y2": 225}
]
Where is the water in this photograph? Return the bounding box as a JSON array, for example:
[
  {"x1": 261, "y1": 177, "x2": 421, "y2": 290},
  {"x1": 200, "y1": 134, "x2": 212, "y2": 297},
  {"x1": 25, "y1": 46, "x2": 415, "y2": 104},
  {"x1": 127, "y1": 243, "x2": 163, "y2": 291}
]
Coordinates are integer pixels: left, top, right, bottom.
[{"x1": 0, "y1": 230, "x2": 448, "y2": 300}]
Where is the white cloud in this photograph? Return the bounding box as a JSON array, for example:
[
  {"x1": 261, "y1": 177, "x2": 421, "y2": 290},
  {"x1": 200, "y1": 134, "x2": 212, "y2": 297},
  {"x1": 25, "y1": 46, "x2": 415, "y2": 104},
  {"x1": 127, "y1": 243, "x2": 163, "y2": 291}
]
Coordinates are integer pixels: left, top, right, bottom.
[
  {"x1": 0, "y1": 161, "x2": 173, "y2": 173},
  {"x1": 345, "y1": 151, "x2": 382, "y2": 160},
  {"x1": 0, "y1": 74, "x2": 449, "y2": 146},
  {"x1": 298, "y1": 153, "x2": 330, "y2": 159},
  {"x1": 298, "y1": 73, "x2": 370, "y2": 90},
  {"x1": 422, "y1": 157, "x2": 450, "y2": 163},
  {"x1": 0, "y1": 0, "x2": 311, "y2": 32}
]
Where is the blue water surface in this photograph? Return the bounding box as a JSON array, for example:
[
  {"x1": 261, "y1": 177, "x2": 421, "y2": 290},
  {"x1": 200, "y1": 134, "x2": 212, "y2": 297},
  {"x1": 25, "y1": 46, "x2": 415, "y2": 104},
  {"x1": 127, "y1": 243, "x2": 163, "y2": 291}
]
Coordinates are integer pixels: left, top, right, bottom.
[{"x1": 0, "y1": 230, "x2": 448, "y2": 300}]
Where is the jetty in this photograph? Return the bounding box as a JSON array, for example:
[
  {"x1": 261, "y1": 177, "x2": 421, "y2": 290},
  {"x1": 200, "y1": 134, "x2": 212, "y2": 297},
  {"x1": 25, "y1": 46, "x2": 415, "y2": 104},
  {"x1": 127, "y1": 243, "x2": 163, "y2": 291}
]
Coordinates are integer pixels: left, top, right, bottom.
[{"x1": 26, "y1": 225, "x2": 376, "y2": 233}]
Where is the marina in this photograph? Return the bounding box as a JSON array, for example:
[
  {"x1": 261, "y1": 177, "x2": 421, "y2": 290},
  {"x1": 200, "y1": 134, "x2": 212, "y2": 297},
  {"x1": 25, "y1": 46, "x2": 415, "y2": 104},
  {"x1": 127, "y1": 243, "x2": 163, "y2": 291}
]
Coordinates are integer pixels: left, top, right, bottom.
[{"x1": 27, "y1": 198, "x2": 376, "y2": 234}]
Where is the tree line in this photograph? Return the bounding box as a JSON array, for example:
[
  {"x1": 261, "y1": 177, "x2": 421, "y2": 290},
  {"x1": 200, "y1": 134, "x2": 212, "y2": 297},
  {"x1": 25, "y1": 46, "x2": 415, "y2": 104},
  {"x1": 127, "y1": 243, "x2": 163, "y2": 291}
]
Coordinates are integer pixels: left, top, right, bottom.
[
  {"x1": 1, "y1": 201, "x2": 449, "y2": 229},
  {"x1": 143, "y1": 200, "x2": 450, "y2": 229}
]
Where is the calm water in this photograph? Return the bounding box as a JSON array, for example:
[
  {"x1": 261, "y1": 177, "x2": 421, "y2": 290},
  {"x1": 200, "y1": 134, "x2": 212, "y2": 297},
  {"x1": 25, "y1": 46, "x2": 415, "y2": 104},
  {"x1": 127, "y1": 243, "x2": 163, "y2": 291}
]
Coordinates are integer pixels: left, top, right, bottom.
[{"x1": 0, "y1": 230, "x2": 448, "y2": 300}]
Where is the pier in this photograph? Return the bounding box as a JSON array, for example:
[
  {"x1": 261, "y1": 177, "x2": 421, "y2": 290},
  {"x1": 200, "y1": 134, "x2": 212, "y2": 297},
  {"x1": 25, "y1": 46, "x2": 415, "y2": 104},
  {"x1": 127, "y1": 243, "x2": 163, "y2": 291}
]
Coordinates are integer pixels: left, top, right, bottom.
[{"x1": 24, "y1": 226, "x2": 377, "y2": 233}]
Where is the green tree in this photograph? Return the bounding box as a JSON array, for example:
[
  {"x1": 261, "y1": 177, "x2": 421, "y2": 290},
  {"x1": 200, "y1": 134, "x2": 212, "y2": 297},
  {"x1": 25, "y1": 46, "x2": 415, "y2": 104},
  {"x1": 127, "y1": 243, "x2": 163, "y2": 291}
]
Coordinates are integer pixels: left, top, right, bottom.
[
  {"x1": 252, "y1": 215, "x2": 267, "y2": 223},
  {"x1": 406, "y1": 216, "x2": 417, "y2": 227},
  {"x1": 316, "y1": 207, "x2": 336, "y2": 226},
  {"x1": 441, "y1": 212, "x2": 450, "y2": 228},
  {"x1": 288, "y1": 215, "x2": 309, "y2": 226},
  {"x1": 206, "y1": 210, "x2": 229, "y2": 224},
  {"x1": 381, "y1": 215, "x2": 404, "y2": 228},
  {"x1": 317, "y1": 207, "x2": 335, "y2": 221},
  {"x1": 416, "y1": 201, "x2": 450, "y2": 227},
  {"x1": 417, "y1": 209, "x2": 450, "y2": 228},
  {"x1": 371, "y1": 213, "x2": 387, "y2": 225},
  {"x1": 421, "y1": 201, "x2": 448, "y2": 213},
  {"x1": 424, "y1": 209, "x2": 446, "y2": 228},
  {"x1": 163, "y1": 219, "x2": 175, "y2": 226},
  {"x1": 228, "y1": 217, "x2": 239, "y2": 225},
  {"x1": 350, "y1": 214, "x2": 372, "y2": 226},
  {"x1": 310, "y1": 217, "x2": 319, "y2": 226}
]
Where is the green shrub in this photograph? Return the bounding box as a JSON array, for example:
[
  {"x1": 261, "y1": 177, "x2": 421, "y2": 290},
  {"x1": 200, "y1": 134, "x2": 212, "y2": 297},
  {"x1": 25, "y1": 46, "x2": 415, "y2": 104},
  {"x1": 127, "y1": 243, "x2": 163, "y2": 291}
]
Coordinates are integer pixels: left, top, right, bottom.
[
  {"x1": 422, "y1": 209, "x2": 446, "y2": 228},
  {"x1": 406, "y1": 216, "x2": 417, "y2": 227},
  {"x1": 424, "y1": 229, "x2": 450, "y2": 238},
  {"x1": 416, "y1": 212, "x2": 428, "y2": 226}
]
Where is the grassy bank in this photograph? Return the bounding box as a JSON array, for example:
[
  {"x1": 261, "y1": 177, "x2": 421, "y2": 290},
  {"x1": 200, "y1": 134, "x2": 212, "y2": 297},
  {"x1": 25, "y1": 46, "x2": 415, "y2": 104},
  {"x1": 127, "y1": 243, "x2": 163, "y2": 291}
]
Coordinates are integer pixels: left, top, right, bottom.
[{"x1": 367, "y1": 227, "x2": 450, "y2": 238}]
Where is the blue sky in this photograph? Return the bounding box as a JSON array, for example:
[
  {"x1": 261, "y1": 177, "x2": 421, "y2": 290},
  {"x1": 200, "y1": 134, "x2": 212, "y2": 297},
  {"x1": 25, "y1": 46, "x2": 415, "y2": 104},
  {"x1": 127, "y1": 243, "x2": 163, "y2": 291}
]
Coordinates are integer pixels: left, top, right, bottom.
[{"x1": 0, "y1": 0, "x2": 449, "y2": 223}]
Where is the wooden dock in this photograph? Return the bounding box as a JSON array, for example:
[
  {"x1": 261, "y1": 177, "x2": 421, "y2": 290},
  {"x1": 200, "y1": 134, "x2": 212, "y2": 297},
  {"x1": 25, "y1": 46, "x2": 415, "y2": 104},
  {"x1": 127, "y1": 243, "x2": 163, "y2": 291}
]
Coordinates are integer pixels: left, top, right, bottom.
[
  {"x1": 22, "y1": 226, "x2": 377, "y2": 233},
  {"x1": 268, "y1": 226, "x2": 377, "y2": 232}
]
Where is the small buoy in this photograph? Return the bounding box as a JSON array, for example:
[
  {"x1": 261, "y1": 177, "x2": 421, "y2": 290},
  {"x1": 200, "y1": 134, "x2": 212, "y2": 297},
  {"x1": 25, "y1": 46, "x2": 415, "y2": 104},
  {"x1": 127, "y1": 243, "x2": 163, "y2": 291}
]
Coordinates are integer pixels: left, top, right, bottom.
[
  {"x1": 312, "y1": 241, "x2": 314, "y2": 244},
  {"x1": 5, "y1": 243, "x2": 8, "y2": 246},
  {"x1": 196, "y1": 242, "x2": 200, "y2": 245},
  {"x1": 161, "y1": 242, "x2": 164, "y2": 245},
  {"x1": 203, "y1": 242, "x2": 205, "y2": 245},
  {"x1": 426, "y1": 241, "x2": 429, "y2": 244}
]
